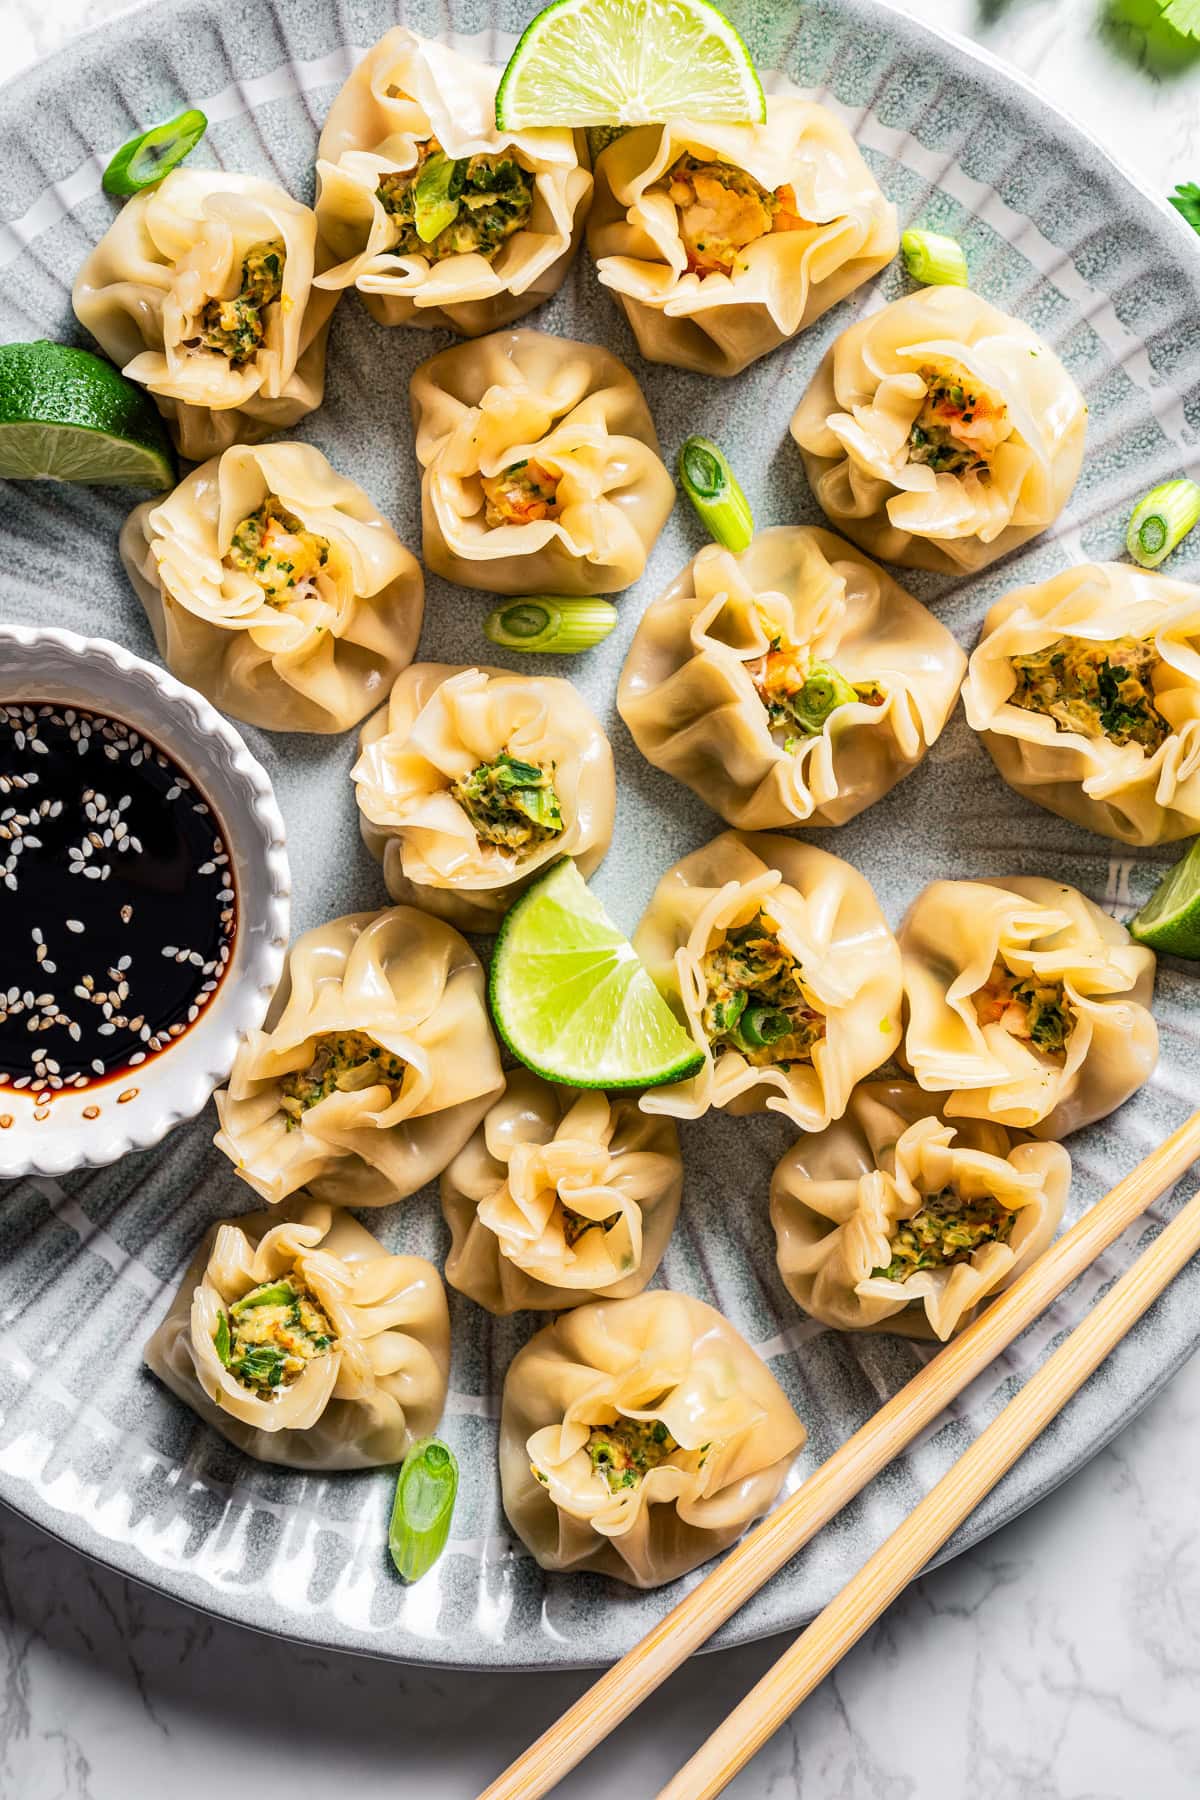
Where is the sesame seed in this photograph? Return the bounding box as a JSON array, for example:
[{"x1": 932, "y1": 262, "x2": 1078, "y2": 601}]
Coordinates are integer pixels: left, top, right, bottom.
[
  {"x1": 117, "y1": 1088, "x2": 138, "y2": 1104},
  {"x1": 82, "y1": 1106, "x2": 99, "y2": 1120}
]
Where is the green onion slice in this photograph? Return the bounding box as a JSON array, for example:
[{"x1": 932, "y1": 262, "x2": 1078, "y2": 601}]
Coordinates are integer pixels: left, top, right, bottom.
[
  {"x1": 389, "y1": 1437, "x2": 459, "y2": 1584},
  {"x1": 738, "y1": 1006, "x2": 791, "y2": 1048},
  {"x1": 900, "y1": 227, "x2": 969, "y2": 288},
  {"x1": 213, "y1": 1312, "x2": 232, "y2": 1368},
  {"x1": 102, "y1": 109, "x2": 209, "y2": 198},
  {"x1": 1126, "y1": 478, "x2": 1200, "y2": 569},
  {"x1": 483, "y1": 597, "x2": 617, "y2": 654},
  {"x1": 231, "y1": 1281, "x2": 295, "y2": 1315},
  {"x1": 678, "y1": 436, "x2": 754, "y2": 552},
  {"x1": 790, "y1": 663, "x2": 860, "y2": 737}
]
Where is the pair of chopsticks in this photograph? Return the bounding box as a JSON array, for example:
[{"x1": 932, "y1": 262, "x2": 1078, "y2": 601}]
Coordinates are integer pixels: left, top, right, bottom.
[{"x1": 480, "y1": 1108, "x2": 1200, "y2": 1800}]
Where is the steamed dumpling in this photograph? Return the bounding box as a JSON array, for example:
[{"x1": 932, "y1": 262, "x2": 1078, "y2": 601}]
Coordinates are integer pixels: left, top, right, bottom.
[
  {"x1": 633, "y1": 830, "x2": 903, "y2": 1130},
  {"x1": 119, "y1": 441, "x2": 424, "y2": 734},
  {"x1": 214, "y1": 907, "x2": 503, "y2": 1206},
  {"x1": 352, "y1": 663, "x2": 616, "y2": 930},
  {"x1": 440, "y1": 1070, "x2": 683, "y2": 1314},
  {"x1": 790, "y1": 287, "x2": 1087, "y2": 573},
  {"x1": 963, "y1": 562, "x2": 1200, "y2": 845},
  {"x1": 618, "y1": 526, "x2": 966, "y2": 829},
  {"x1": 314, "y1": 28, "x2": 592, "y2": 335},
  {"x1": 586, "y1": 102, "x2": 898, "y2": 376},
  {"x1": 409, "y1": 328, "x2": 676, "y2": 595},
  {"x1": 900, "y1": 877, "x2": 1157, "y2": 1138},
  {"x1": 144, "y1": 1198, "x2": 450, "y2": 1469},
  {"x1": 499, "y1": 1291, "x2": 807, "y2": 1587},
  {"x1": 73, "y1": 169, "x2": 336, "y2": 460},
  {"x1": 770, "y1": 1079, "x2": 1070, "y2": 1341}
]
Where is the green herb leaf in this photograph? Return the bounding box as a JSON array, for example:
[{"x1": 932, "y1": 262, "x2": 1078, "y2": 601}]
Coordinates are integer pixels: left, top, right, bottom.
[
  {"x1": 213, "y1": 1311, "x2": 232, "y2": 1367},
  {"x1": 389, "y1": 1437, "x2": 459, "y2": 1584},
  {"x1": 231, "y1": 1280, "x2": 296, "y2": 1315},
  {"x1": 1170, "y1": 181, "x2": 1200, "y2": 232},
  {"x1": 413, "y1": 152, "x2": 465, "y2": 243}
]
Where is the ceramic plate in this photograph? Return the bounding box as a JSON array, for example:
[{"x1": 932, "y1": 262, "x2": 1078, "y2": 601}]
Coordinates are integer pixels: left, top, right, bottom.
[{"x1": 0, "y1": 0, "x2": 1198, "y2": 1672}]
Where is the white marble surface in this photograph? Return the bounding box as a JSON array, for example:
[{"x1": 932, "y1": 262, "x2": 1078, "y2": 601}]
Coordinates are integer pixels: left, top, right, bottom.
[{"x1": 3, "y1": 1, "x2": 1200, "y2": 1796}]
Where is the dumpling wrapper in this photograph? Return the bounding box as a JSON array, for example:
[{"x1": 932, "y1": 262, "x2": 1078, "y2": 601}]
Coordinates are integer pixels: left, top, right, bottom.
[
  {"x1": 440, "y1": 1069, "x2": 683, "y2": 1314},
  {"x1": 120, "y1": 441, "x2": 424, "y2": 734},
  {"x1": 409, "y1": 328, "x2": 676, "y2": 595},
  {"x1": 587, "y1": 103, "x2": 898, "y2": 377},
  {"x1": 963, "y1": 561, "x2": 1200, "y2": 846},
  {"x1": 618, "y1": 525, "x2": 966, "y2": 829},
  {"x1": 770, "y1": 1079, "x2": 1070, "y2": 1341},
  {"x1": 900, "y1": 877, "x2": 1157, "y2": 1138},
  {"x1": 790, "y1": 286, "x2": 1087, "y2": 573},
  {"x1": 352, "y1": 663, "x2": 616, "y2": 931},
  {"x1": 499, "y1": 1291, "x2": 807, "y2": 1588},
  {"x1": 214, "y1": 907, "x2": 503, "y2": 1207},
  {"x1": 634, "y1": 830, "x2": 903, "y2": 1131},
  {"x1": 73, "y1": 168, "x2": 337, "y2": 460},
  {"x1": 144, "y1": 1198, "x2": 450, "y2": 1470}
]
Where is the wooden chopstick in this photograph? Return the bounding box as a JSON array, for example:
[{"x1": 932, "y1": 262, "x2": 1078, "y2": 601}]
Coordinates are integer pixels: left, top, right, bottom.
[
  {"x1": 478, "y1": 1109, "x2": 1200, "y2": 1800},
  {"x1": 659, "y1": 1176, "x2": 1200, "y2": 1798}
]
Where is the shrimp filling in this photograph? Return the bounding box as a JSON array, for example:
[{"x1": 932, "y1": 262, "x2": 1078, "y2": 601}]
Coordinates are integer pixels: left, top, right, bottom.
[
  {"x1": 974, "y1": 960, "x2": 1072, "y2": 1056},
  {"x1": 214, "y1": 1272, "x2": 337, "y2": 1395},
  {"x1": 906, "y1": 363, "x2": 1010, "y2": 477},
  {"x1": 197, "y1": 238, "x2": 286, "y2": 364},
  {"x1": 278, "y1": 1029, "x2": 407, "y2": 1130},
  {"x1": 700, "y1": 911, "x2": 826, "y2": 1069},
  {"x1": 748, "y1": 617, "x2": 884, "y2": 753},
  {"x1": 450, "y1": 752, "x2": 565, "y2": 853},
  {"x1": 584, "y1": 1417, "x2": 679, "y2": 1493},
  {"x1": 228, "y1": 495, "x2": 331, "y2": 607},
  {"x1": 871, "y1": 1186, "x2": 1016, "y2": 1283},
  {"x1": 481, "y1": 458, "x2": 562, "y2": 527},
  {"x1": 376, "y1": 137, "x2": 535, "y2": 262},
  {"x1": 1008, "y1": 636, "x2": 1169, "y2": 754},
  {"x1": 657, "y1": 154, "x2": 813, "y2": 276}
]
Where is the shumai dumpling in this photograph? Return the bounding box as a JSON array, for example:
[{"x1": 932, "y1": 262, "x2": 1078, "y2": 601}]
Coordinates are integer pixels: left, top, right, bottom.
[
  {"x1": 144, "y1": 1199, "x2": 450, "y2": 1469},
  {"x1": 790, "y1": 286, "x2": 1087, "y2": 574},
  {"x1": 440, "y1": 1070, "x2": 683, "y2": 1315},
  {"x1": 500, "y1": 1291, "x2": 807, "y2": 1587},
  {"x1": 119, "y1": 442, "x2": 424, "y2": 734},
  {"x1": 352, "y1": 663, "x2": 615, "y2": 931},
  {"x1": 770, "y1": 1079, "x2": 1070, "y2": 1341},
  {"x1": 313, "y1": 28, "x2": 592, "y2": 336},
  {"x1": 409, "y1": 328, "x2": 676, "y2": 595},
  {"x1": 73, "y1": 168, "x2": 336, "y2": 460},
  {"x1": 214, "y1": 907, "x2": 503, "y2": 1207},
  {"x1": 900, "y1": 877, "x2": 1157, "y2": 1138},
  {"x1": 963, "y1": 562, "x2": 1200, "y2": 846},
  {"x1": 634, "y1": 830, "x2": 903, "y2": 1131},
  {"x1": 618, "y1": 525, "x2": 966, "y2": 830},
  {"x1": 586, "y1": 103, "x2": 898, "y2": 377}
]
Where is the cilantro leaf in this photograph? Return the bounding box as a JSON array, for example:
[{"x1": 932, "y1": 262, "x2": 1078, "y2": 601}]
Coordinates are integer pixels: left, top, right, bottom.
[{"x1": 1170, "y1": 182, "x2": 1200, "y2": 233}]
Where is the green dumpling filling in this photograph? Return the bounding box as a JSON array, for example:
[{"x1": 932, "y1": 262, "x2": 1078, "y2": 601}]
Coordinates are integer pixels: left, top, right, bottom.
[
  {"x1": 585, "y1": 1417, "x2": 679, "y2": 1493},
  {"x1": 560, "y1": 1205, "x2": 621, "y2": 1248},
  {"x1": 700, "y1": 911, "x2": 826, "y2": 1070},
  {"x1": 213, "y1": 1273, "x2": 337, "y2": 1395},
  {"x1": 451, "y1": 752, "x2": 565, "y2": 853},
  {"x1": 227, "y1": 494, "x2": 331, "y2": 607},
  {"x1": 376, "y1": 139, "x2": 535, "y2": 262},
  {"x1": 748, "y1": 623, "x2": 885, "y2": 753},
  {"x1": 906, "y1": 362, "x2": 1010, "y2": 477},
  {"x1": 974, "y1": 959, "x2": 1073, "y2": 1056},
  {"x1": 278, "y1": 1029, "x2": 408, "y2": 1130},
  {"x1": 872, "y1": 1185, "x2": 1016, "y2": 1283},
  {"x1": 1008, "y1": 635, "x2": 1170, "y2": 754},
  {"x1": 198, "y1": 238, "x2": 286, "y2": 364}
]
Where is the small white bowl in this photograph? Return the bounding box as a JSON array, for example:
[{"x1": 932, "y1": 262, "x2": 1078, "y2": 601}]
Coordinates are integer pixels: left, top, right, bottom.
[{"x1": 0, "y1": 625, "x2": 290, "y2": 1176}]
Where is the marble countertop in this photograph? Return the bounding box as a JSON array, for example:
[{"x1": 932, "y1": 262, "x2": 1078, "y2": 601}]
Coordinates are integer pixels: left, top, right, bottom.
[{"x1": 3, "y1": 1, "x2": 1200, "y2": 1795}]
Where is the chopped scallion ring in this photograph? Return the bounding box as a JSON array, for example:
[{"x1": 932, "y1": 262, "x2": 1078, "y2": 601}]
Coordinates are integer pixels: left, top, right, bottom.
[
  {"x1": 1126, "y1": 478, "x2": 1200, "y2": 569},
  {"x1": 901, "y1": 227, "x2": 969, "y2": 288},
  {"x1": 483, "y1": 597, "x2": 617, "y2": 654},
  {"x1": 678, "y1": 436, "x2": 754, "y2": 551},
  {"x1": 103, "y1": 109, "x2": 209, "y2": 198},
  {"x1": 389, "y1": 1437, "x2": 459, "y2": 1584}
]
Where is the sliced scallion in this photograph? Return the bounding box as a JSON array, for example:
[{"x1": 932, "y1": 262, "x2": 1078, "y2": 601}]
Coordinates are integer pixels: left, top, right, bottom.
[
  {"x1": 483, "y1": 597, "x2": 617, "y2": 654},
  {"x1": 1126, "y1": 478, "x2": 1200, "y2": 568},
  {"x1": 102, "y1": 109, "x2": 209, "y2": 198},
  {"x1": 901, "y1": 227, "x2": 969, "y2": 288},
  {"x1": 231, "y1": 1280, "x2": 295, "y2": 1315},
  {"x1": 678, "y1": 436, "x2": 754, "y2": 551},
  {"x1": 790, "y1": 663, "x2": 860, "y2": 736},
  {"x1": 213, "y1": 1312, "x2": 232, "y2": 1368},
  {"x1": 389, "y1": 1437, "x2": 459, "y2": 1584}
]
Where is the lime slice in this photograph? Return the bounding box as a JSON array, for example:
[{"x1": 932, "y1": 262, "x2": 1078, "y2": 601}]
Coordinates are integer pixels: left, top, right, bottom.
[
  {"x1": 495, "y1": 0, "x2": 766, "y2": 130},
  {"x1": 103, "y1": 108, "x2": 209, "y2": 197},
  {"x1": 490, "y1": 858, "x2": 705, "y2": 1088},
  {"x1": 1129, "y1": 840, "x2": 1200, "y2": 958},
  {"x1": 0, "y1": 341, "x2": 174, "y2": 489}
]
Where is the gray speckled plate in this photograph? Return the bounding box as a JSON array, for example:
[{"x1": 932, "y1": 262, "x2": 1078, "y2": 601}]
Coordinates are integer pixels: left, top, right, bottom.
[{"x1": 1, "y1": 0, "x2": 1199, "y2": 1673}]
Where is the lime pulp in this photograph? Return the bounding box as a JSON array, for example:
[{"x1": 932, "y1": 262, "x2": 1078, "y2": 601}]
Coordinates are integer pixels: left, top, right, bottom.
[
  {"x1": 0, "y1": 341, "x2": 174, "y2": 489},
  {"x1": 1129, "y1": 839, "x2": 1200, "y2": 959}
]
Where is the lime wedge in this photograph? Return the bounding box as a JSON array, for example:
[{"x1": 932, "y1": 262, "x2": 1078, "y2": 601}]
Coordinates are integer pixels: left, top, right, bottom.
[
  {"x1": 495, "y1": 0, "x2": 766, "y2": 130},
  {"x1": 0, "y1": 341, "x2": 174, "y2": 489},
  {"x1": 490, "y1": 858, "x2": 705, "y2": 1089},
  {"x1": 1129, "y1": 840, "x2": 1200, "y2": 958}
]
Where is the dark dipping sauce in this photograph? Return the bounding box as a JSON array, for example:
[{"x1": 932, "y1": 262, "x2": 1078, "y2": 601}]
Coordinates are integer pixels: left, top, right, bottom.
[{"x1": 0, "y1": 702, "x2": 237, "y2": 1109}]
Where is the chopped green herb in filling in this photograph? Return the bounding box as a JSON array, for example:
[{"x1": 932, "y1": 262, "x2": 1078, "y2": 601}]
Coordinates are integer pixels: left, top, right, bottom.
[
  {"x1": 228, "y1": 494, "x2": 331, "y2": 607},
  {"x1": 975, "y1": 959, "x2": 1072, "y2": 1055},
  {"x1": 906, "y1": 362, "x2": 1009, "y2": 477},
  {"x1": 376, "y1": 138, "x2": 535, "y2": 262},
  {"x1": 560, "y1": 1205, "x2": 621, "y2": 1248},
  {"x1": 748, "y1": 620, "x2": 884, "y2": 751},
  {"x1": 213, "y1": 1272, "x2": 337, "y2": 1395},
  {"x1": 450, "y1": 752, "x2": 564, "y2": 853},
  {"x1": 481, "y1": 457, "x2": 561, "y2": 527},
  {"x1": 197, "y1": 238, "x2": 286, "y2": 363},
  {"x1": 1008, "y1": 635, "x2": 1170, "y2": 754},
  {"x1": 585, "y1": 1417, "x2": 679, "y2": 1493},
  {"x1": 700, "y1": 911, "x2": 825, "y2": 1070},
  {"x1": 871, "y1": 1185, "x2": 1016, "y2": 1282},
  {"x1": 278, "y1": 1029, "x2": 407, "y2": 1130}
]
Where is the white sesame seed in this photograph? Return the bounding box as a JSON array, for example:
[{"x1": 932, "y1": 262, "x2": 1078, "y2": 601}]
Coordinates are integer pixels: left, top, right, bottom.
[
  {"x1": 91, "y1": 1060, "x2": 105, "y2": 1075},
  {"x1": 30, "y1": 928, "x2": 42, "y2": 945},
  {"x1": 117, "y1": 956, "x2": 131, "y2": 972},
  {"x1": 66, "y1": 920, "x2": 84, "y2": 934}
]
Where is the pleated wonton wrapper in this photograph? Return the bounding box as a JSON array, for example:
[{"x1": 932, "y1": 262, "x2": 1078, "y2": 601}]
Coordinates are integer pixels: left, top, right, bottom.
[
  {"x1": 73, "y1": 168, "x2": 336, "y2": 461},
  {"x1": 313, "y1": 28, "x2": 592, "y2": 336},
  {"x1": 586, "y1": 102, "x2": 898, "y2": 377},
  {"x1": 119, "y1": 441, "x2": 424, "y2": 734},
  {"x1": 963, "y1": 562, "x2": 1200, "y2": 846},
  {"x1": 500, "y1": 1292, "x2": 807, "y2": 1588},
  {"x1": 352, "y1": 663, "x2": 615, "y2": 931},
  {"x1": 770, "y1": 1080, "x2": 1070, "y2": 1341},
  {"x1": 440, "y1": 1069, "x2": 683, "y2": 1315},
  {"x1": 901, "y1": 877, "x2": 1157, "y2": 1139},
  {"x1": 618, "y1": 525, "x2": 966, "y2": 830},
  {"x1": 790, "y1": 286, "x2": 1087, "y2": 573},
  {"x1": 214, "y1": 907, "x2": 503, "y2": 1207},
  {"x1": 144, "y1": 1199, "x2": 450, "y2": 1470},
  {"x1": 409, "y1": 328, "x2": 676, "y2": 594},
  {"x1": 633, "y1": 831, "x2": 903, "y2": 1131}
]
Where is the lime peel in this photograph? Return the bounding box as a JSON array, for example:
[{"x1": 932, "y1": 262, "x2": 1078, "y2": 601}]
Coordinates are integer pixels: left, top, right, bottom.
[
  {"x1": 0, "y1": 341, "x2": 174, "y2": 489},
  {"x1": 1129, "y1": 840, "x2": 1200, "y2": 959}
]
